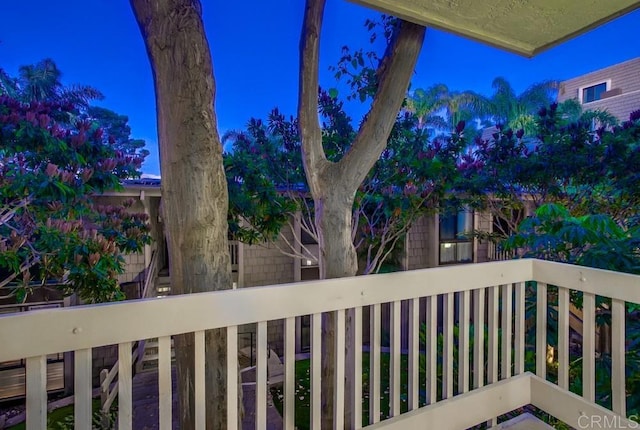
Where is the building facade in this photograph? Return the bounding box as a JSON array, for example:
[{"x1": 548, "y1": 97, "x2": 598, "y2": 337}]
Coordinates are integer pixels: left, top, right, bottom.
[{"x1": 557, "y1": 57, "x2": 640, "y2": 122}]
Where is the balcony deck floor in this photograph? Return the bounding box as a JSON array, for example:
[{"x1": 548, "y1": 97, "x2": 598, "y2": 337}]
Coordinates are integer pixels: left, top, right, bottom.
[{"x1": 492, "y1": 413, "x2": 555, "y2": 430}]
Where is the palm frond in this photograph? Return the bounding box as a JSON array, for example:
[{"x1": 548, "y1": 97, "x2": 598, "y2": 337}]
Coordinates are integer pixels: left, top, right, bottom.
[
  {"x1": 0, "y1": 68, "x2": 19, "y2": 98},
  {"x1": 517, "y1": 79, "x2": 558, "y2": 113}
]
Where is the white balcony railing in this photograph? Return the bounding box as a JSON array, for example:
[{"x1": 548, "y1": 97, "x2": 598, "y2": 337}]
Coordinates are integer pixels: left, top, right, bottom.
[{"x1": 1, "y1": 259, "x2": 639, "y2": 429}]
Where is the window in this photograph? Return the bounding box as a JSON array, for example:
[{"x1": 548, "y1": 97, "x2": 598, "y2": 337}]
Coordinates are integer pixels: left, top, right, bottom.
[
  {"x1": 582, "y1": 82, "x2": 607, "y2": 103},
  {"x1": 439, "y1": 209, "x2": 473, "y2": 264}
]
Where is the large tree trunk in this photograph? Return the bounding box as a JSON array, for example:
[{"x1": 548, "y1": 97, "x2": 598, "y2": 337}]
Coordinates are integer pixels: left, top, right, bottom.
[
  {"x1": 298, "y1": 1, "x2": 425, "y2": 427},
  {"x1": 315, "y1": 189, "x2": 358, "y2": 427},
  {"x1": 130, "y1": 1, "x2": 234, "y2": 429}
]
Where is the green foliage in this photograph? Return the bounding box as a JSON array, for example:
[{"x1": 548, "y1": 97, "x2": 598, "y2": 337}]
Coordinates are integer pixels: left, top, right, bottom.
[
  {"x1": 0, "y1": 95, "x2": 151, "y2": 303},
  {"x1": 223, "y1": 112, "x2": 302, "y2": 244},
  {"x1": 328, "y1": 16, "x2": 397, "y2": 103},
  {"x1": 463, "y1": 103, "x2": 640, "y2": 250},
  {"x1": 504, "y1": 203, "x2": 640, "y2": 275},
  {"x1": 84, "y1": 106, "x2": 150, "y2": 160}
]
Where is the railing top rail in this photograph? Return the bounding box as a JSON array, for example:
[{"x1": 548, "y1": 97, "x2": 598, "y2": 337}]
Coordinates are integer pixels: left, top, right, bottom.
[
  {"x1": 0, "y1": 259, "x2": 531, "y2": 361},
  {"x1": 1, "y1": 259, "x2": 638, "y2": 362},
  {"x1": 532, "y1": 259, "x2": 640, "y2": 303}
]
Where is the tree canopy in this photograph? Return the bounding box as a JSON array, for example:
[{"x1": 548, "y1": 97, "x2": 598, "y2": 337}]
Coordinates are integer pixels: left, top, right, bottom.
[
  {"x1": 462, "y1": 103, "x2": 640, "y2": 262},
  {"x1": 224, "y1": 88, "x2": 474, "y2": 274},
  {"x1": 0, "y1": 60, "x2": 151, "y2": 303}
]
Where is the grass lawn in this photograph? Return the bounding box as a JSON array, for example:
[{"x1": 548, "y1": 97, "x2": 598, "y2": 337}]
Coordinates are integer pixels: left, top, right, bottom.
[
  {"x1": 270, "y1": 352, "x2": 414, "y2": 429},
  {"x1": 8, "y1": 399, "x2": 108, "y2": 430}
]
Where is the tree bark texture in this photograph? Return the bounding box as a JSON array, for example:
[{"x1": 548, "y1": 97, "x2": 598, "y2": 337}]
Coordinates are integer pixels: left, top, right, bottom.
[
  {"x1": 298, "y1": 0, "x2": 425, "y2": 427},
  {"x1": 130, "y1": 1, "x2": 234, "y2": 429}
]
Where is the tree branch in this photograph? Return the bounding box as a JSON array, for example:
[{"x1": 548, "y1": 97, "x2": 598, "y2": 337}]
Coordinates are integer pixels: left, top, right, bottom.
[
  {"x1": 298, "y1": 0, "x2": 329, "y2": 198},
  {"x1": 339, "y1": 20, "x2": 425, "y2": 188}
]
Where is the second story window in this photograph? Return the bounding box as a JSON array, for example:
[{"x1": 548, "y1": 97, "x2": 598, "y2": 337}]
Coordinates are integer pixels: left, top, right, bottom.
[{"x1": 582, "y1": 82, "x2": 607, "y2": 103}]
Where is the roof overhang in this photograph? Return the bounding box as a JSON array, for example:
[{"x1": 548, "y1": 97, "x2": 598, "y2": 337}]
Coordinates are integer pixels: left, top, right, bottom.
[{"x1": 349, "y1": 0, "x2": 640, "y2": 57}]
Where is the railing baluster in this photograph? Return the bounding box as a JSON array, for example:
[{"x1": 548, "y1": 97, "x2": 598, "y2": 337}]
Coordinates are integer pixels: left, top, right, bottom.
[
  {"x1": 426, "y1": 296, "x2": 437, "y2": 404},
  {"x1": 487, "y1": 286, "x2": 499, "y2": 385},
  {"x1": 557, "y1": 287, "x2": 570, "y2": 390},
  {"x1": 443, "y1": 292, "x2": 454, "y2": 399},
  {"x1": 501, "y1": 283, "x2": 513, "y2": 380},
  {"x1": 611, "y1": 298, "x2": 626, "y2": 416},
  {"x1": 390, "y1": 300, "x2": 401, "y2": 416},
  {"x1": 284, "y1": 318, "x2": 295, "y2": 430},
  {"x1": 487, "y1": 285, "x2": 499, "y2": 428},
  {"x1": 226, "y1": 328, "x2": 238, "y2": 430},
  {"x1": 514, "y1": 282, "x2": 525, "y2": 375},
  {"x1": 334, "y1": 309, "x2": 346, "y2": 429},
  {"x1": 348, "y1": 306, "x2": 363, "y2": 429},
  {"x1": 118, "y1": 342, "x2": 133, "y2": 430},
  {"x1": 408, "y1": 298, "x2": 419, "y2": 410},
  {"x1": 370, "y1": 303, "x2": 381, "y2": 424},
  {"x1": 74, "y1": 348, "x2": 92, "y2": 429},
  {"x1": 582, "y1": 292, "x2": 596, "y2": 402},
  {"x1": 25, "y1": 355, "x2": 47, "y2": 430},
  {"x1": 159, "y1": 336, "x2": 173, "y2": 430},
  {"x1": 311, "y1": 313, "x2": 321, "y2": 429},
  {"x1": 256, "y1": 321, "x2": 268, "y2": 429},
  {"x1": 194, "y1": 331, "x2": 205, "y2": 430},
  {"x1": 473, "y1": 288, "x2": 485, "y2": 389},
  {"x1": 458, "y1": 290, "x2": 470, "y2": 394},
  {"x1": 536, "y1": 283, "x2": 548, "y2": 379}
]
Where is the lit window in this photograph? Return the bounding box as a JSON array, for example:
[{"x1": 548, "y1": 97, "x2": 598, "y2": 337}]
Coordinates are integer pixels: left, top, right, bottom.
[
  {"x1": 439, "y1": 209, "x2": 473, "y2": 264},
  {"x1": 582, "y1": 82, "x2": 607, "y2": 103}
]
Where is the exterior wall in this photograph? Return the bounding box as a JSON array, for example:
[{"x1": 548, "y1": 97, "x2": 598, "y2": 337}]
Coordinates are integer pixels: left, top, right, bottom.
[
  {"x1": 239, "y1": 226, "x2": 297, "y2": 355},
  {"x1": 241, "y1": 238, "x2": 295, "y2": 288},
  {"x1": 118, "y1": 252, "x2": 146, "y2": 285},
  {"x1": 406, "y1": 215, "x2": 437, "y2": 270},
  {"x1": 558, "y1": 57, "x2": 640, "y2": 121},
  {"x1": 475, "y1": 210, "x2": 492, "y2": 263}
]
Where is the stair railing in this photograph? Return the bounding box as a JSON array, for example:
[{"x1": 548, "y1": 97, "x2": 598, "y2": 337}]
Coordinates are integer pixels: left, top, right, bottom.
[{"x1": 99, "y1": 250, "x2": 158, "y2": 420}]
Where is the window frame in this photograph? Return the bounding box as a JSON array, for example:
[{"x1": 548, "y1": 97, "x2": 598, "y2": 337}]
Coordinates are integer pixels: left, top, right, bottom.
[
  {"x1": 578, "y1": 79, "x2": 611, "y2": 104},
  {"x1": 438, "y1": 209, "x2": 475, "y2": 265}
]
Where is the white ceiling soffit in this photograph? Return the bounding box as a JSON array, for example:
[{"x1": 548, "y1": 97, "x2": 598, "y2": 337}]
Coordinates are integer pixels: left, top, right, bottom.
[{"x1": 349, "y1": 0, "x2": 640, "y2": 57}]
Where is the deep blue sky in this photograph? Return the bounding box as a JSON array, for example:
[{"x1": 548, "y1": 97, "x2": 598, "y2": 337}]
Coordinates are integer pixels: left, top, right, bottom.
[{"x1": 2, "y1": 1, "x2": 639, "y2": 175}]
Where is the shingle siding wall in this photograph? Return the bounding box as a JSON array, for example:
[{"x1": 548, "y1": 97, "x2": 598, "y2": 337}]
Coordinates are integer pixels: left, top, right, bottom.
[
  {"x1": 574, "y1": 92, "x2": 640, "y2": 122},
  {"x1": 406, "y1": 216, "x2": 434, "y2": 270},
  {"x1": 118, "y1": 252, "x2": 146, "y2": 285},
  {"x1": 242, "y1": 229, "x2": 295, "y2": 288},
  {"x1": 239, "y1": 227, "x2": 296, "y2": 355},
  {"x1": 558, "y1": 57, "x2": 640, "y2": 121},
  {"x1": 475, "y1": 211, "x2": 492, "y2": 263}
]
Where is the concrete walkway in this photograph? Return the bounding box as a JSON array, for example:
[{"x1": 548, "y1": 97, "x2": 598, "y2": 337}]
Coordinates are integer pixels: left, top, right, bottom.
[{"x1": 132, "y1": 368, "x2": 283, "y2": 429}]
